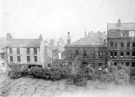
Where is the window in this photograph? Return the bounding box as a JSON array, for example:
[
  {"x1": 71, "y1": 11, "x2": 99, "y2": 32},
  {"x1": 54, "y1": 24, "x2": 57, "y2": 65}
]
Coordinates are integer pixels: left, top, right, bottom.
[
  {"x1": 133, "y1": 42, "x2": 135, "y2": 47},
  {"x1": 27, "y1": 56, "x2": 30, "y2": 62},
  {"x1": 126, "y1": 52, "x2": 130, "y2": 57},
  {"x1": 34, "y1": 48, "x2": 37, "y2": 54},
  {"x1": 98, "y1": 51, "x2": 102, "y2": 58},
  {"x1": 114, "y1": 42, "x2": 117, "y2": 47},
  {"x1": 114, "y1": 51, "x2": 117, "y2": 57},
  {"x1": 127, "y1": 42, "x2": 130, "y2": 47},
  {"x1": 121, "y1": 42, "x2": 124, "y2": 47},
  {"x1": 120, "y1": 51, "x2": 124, "y2": 57},
  {"x1": 132, "y1": 62, "x2": 135, "y2": 68},
  {"x1": 9, "y1": 48, "x2": 12, "y2": 54},
  {"x1": 110, "y1": 51, "x2": 113, "y2": 57},
  {"x1": 99, "y1": 63, "x2": 102, "y2": 66},
  {"x1": 17, "y1": 48, "x2": 20, "y2": 54},
  {"x1": 110, "y1": 42, "x2": 113, "y2": 47},
  {"x1": 10, "y1": 56, "x2": 13, "y2": 62},
  {"x1": 34, "y1": 56, "x2": 37, "y2": 62},
  {"x1": 114, "y1": 62, "x2": 117, "y2": 66},
  {"x1": 27, "y1": 48, "x2": 30, "y2": 54},
  {"x1": 83, "y1": 50, "x2": 87, "y2": 56},
  {"x1": 17, "y1": 56, "x2": 21, "y2": 62},
  {"x1": 126, "y1": 62, "x2": 129, "y2": 66},
  {"x1": 132, "y1": 51, "x2": 135, "y2": 57},
  {"x1": 75, "y1": 50, "x2": 79, "y2": 55}
]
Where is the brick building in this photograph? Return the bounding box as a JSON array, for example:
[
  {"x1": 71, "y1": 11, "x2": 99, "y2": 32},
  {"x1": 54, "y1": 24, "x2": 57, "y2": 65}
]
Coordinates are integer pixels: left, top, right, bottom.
[
  {"x1": 107, "y1": 19, "x2": 135, "y2": 67},
  {"x1": 64, "y1": 32, "x2": 107, "y2": 69}
]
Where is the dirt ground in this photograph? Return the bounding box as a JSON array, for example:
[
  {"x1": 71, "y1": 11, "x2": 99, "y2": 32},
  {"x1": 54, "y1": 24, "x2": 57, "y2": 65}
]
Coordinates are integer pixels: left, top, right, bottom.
[{"x1": 0, "y1": 75, "x2": 135, "y2": 97}]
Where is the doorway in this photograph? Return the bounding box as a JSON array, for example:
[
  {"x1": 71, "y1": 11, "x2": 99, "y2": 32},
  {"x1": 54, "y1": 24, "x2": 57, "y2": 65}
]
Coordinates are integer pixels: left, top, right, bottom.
[{"x1": 81, "y1": 62, "x2": 88, "y2": 69}]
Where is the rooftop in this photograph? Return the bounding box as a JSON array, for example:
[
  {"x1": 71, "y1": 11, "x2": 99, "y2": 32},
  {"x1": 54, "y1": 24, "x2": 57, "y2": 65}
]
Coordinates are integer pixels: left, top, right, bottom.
[
  {"x1": 107, "y1": 22, "x2": 135, "y2": 31},
  {"x1": 66, "y1": 32, "x2": 106, "y2": 47},
  {"x1": 6, "y1": 39, "x2": 41, "y2": 48}
]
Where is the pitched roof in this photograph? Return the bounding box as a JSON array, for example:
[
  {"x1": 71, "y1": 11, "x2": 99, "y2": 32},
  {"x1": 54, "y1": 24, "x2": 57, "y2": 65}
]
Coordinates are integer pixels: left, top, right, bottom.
[
  {"x1": 107, "y1": 22, "x2": 135, "y2": 31},
  {"x1": 6, "y1": 39, "x2": 41, "y2": 48},
  {"x1": 66, "y1": 32, "x2": 106, "y2": 47}
]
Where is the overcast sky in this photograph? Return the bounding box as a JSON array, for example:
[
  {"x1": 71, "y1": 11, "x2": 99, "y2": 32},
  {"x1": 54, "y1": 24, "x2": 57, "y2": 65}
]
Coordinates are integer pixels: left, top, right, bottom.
[{"x1": 0, "y1": 0, "x2": 135, "y2": 42}]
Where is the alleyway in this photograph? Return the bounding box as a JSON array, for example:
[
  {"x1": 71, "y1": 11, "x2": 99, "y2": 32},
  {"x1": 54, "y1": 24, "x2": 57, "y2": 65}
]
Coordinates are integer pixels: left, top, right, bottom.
[{"x1": 0, "y1": 75, "x2": 135, "y2": 97}]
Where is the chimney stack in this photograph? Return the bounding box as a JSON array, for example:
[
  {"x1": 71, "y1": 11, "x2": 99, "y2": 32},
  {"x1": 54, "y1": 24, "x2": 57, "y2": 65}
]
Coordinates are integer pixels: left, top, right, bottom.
[
  {"x1": 85, "y1": 31, "x2": 87, "y2": 38},
  {"x1": 39, "y1": 34, "x2": 43, "y2": 41},
  {"x1": 117, "y1": 18, "x2": 121, "y2": 27},
  {"x1": 6, "y1": 33, "x2": 12, "y2": 40},
  {"x1": 67, "y1": 32, "x2": 71, "y2": 45}
]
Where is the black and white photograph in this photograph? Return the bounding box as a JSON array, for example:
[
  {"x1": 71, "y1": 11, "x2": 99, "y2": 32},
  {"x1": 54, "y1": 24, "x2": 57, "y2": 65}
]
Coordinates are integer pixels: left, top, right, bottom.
[{"x1": 0, "y1": 0, "x2": 135, "y2": 97}]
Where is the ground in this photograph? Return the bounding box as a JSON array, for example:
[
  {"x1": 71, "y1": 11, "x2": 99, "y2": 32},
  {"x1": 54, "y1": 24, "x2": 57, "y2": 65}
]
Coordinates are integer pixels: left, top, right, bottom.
[{"x1": 0, "y1": 74, "x2": 135, "y2": 97}]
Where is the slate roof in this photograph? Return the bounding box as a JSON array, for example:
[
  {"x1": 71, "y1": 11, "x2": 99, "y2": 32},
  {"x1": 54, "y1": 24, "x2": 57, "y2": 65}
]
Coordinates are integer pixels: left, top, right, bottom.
[
  {"x1": 66, "y1": 32, "x2": 106, "y2": 47},
  {"x1": 107, "y1": 22, "x2": 135, "y2": 31},
  {"x1": 48, "y1": 45, "x2": 65, "y2": 52},
  {"x1": 6, "y1": 39, "x2": 41, "y2": 48}
]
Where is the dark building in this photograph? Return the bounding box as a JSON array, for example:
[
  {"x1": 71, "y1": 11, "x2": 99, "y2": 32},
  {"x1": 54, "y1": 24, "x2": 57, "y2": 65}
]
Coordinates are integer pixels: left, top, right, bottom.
[
  {"x1": 64, "y1": 32, "x2": 107, "y2": 69},
  {"x1": 107, "y1": 19, "x2": 135, "y2": 67}
]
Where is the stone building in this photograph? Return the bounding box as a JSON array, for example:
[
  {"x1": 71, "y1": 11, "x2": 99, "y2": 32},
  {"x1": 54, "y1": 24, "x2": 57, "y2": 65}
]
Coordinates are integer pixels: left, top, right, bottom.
[
  {"x1": 6, "y1": 33, "x2": 42, "y2": 65},
  {"x1": 64, "y1": 32, "x2": 107, "y2": 69},
  {"x1": 107, "y1": 19, "x2": 135, "y2": 67}
]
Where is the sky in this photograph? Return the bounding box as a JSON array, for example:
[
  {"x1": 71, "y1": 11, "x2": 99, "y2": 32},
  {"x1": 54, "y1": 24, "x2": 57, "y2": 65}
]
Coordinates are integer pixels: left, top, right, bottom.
[{"x1": 0, "y1": 0, "x2": 135, "y2": 42}]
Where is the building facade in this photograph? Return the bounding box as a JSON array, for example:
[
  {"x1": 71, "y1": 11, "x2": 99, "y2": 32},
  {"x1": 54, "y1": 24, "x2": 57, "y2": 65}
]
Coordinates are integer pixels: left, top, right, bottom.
[
  {"x1": 107, "y1": 19, "x2": 135, "y2": 68},
  {"x1": 6, "y1": 33, "x2": 42, "y2": 65},
  {"x1": 64, "y1": 32, "x2": 107, "y2": 69}
]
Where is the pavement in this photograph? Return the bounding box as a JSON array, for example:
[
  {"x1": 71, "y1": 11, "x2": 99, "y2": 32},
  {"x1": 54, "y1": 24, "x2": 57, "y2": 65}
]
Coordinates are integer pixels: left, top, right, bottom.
[{"x1": 0, "y1": 75, "x2": 135, "y2": 97}]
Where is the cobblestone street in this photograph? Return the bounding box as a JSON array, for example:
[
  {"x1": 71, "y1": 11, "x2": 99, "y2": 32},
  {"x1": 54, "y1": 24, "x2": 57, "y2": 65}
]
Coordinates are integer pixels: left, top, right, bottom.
[{"x1": 0, "y1": 75, "x2": 135, "y2": 97}]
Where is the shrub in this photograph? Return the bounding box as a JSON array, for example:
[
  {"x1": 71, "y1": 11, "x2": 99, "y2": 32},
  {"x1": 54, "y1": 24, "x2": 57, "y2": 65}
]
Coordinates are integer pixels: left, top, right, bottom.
[
  {"x1": 50, "y1": 70, "x2": 61, "y2": 80},
  {"x1": 84, "y1": 66, "x2": 95, "y2": 80},
  {"x1": 59, "y1": 67, "x2": 71, "y2": 78},
  {"x1": 8, "y1": 64, "x2": 28, "y2": 79},
  {"x1": 130, "y1": 68, "x2": 135, "y2": 84},
  {"x1": 67, "y1": 69, "x2": 87, "y2": 86},
  {"x1": 28, "y1": 66, "x2": 70, "y2": 80},
  {"x1": 100, "y1": 65, "x2": 130, "y2": 85},
  {"x1": 31, "y1": 67, "x2": 45, "y2": 78}
]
